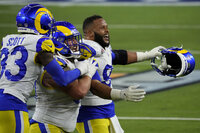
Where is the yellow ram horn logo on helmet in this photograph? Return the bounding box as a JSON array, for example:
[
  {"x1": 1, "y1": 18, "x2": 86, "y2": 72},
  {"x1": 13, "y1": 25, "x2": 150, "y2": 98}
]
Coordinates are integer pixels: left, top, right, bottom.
[
  {"x1": 56, "y1": 26, "x2": 73, "y2": 36},
  {"x1": 169, "y1": 49, "x2": 188, "y2": 54},
  {"x1": 35, "y1": 8, "x2": 53, "y2": 34}
]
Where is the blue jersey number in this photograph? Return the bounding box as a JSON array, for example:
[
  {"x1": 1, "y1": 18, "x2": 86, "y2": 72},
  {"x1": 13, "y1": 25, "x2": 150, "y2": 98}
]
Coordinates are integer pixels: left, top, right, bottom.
[
  {"x1": 102, "y1": 64, "x2": 113, "y2": 87},
  {"x1": 0, "y1": 46, "x2": 28, "y2": 81}
]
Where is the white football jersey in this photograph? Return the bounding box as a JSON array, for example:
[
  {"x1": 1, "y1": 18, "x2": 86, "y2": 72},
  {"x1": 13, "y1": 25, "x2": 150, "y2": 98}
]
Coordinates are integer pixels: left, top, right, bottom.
[
  {"x1": 0, "y1": 34, "x2": 54, "y2": 103},
  {"x1": 81, "y1": 39, "x2": 113, "y2": 106},
  {"x1": 32, "y1": 56, "x2": 80, "y2": 132}
]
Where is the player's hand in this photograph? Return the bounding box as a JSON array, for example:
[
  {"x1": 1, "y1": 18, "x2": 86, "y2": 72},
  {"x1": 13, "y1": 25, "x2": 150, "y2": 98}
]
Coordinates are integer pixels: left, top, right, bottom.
[
  {"x1": 111, "y1": 85, "x2": 146, "y2": 102},
  {"x1": 74, "y1": 59, "x2": 89, "y2": 75},
  {"x1": 121, "y1": 85, "x2": 146, "y2": 102},
  {"x1": 151, "y1": 54, "x2": 172, "y2": 72},
  {"x1": 158, "y1": 55, "x2": 171, "y2": 71},
  {"x1": 148, "y1": 46, "x2": 166, "y2": 58},
  {"x1": 137, "y1": 46, "x2": 166, "y2": 61},
  {"x1": 85, "y1": 57, "x2": 98, "y2": 78}
]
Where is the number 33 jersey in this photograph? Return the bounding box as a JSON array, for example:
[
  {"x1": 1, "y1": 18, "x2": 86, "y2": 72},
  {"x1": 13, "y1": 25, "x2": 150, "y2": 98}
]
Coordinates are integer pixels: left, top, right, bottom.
[{"x1": 0, "y1": 34, "x2": 55, "y2": 103}]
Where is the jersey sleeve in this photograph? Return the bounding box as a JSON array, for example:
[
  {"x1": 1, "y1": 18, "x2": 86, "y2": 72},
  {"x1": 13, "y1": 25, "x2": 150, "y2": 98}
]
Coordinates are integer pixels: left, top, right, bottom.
[
  {"x1": 40, "y1": 56, "x2": 76, "y2": 90},
  {"x1": 82, "y1": 39, "x2": 105, "y2": 57},
  {"x1": 36, "y1": 37, "x2": 55, "y2": 53}
]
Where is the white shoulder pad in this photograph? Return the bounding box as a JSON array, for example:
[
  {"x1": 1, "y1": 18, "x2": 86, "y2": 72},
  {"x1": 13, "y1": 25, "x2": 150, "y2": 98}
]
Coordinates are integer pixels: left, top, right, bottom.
[{"x1": 83, "y1": 39, "x2": 105, "y2": 57}]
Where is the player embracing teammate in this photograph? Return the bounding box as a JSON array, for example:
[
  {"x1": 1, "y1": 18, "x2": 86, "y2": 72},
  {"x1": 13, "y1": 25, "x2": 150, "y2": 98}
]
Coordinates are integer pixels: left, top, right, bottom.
[{"x1": 1, "y1": 3, "x2": 195, "y2": 133}]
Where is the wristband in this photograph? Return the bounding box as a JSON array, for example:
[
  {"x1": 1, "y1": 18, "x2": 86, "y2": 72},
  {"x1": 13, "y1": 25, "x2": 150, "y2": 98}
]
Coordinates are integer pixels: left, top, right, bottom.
[
  {"x1": 136, "y1": 52, "x2": 149, "y2": 62},
  {"x1": 110, "y1": 89, "x2": 122, "y2": 100}
]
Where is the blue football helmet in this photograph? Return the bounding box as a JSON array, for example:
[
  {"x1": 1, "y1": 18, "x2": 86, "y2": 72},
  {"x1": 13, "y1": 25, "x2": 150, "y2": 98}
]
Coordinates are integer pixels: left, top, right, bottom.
[
  {"x1": 16, "y1": 3, "x2": 55, "y2": 36},
  {"x1": 151, "y1": 47, "x2": 195, "y2": 77},
  {"x1": 52, "y1": 21, "x2": 82, "y2": 58}
]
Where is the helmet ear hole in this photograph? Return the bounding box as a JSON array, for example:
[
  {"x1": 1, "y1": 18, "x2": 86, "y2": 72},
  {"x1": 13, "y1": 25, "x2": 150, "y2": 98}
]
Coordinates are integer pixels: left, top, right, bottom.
[
  {"x1": 165, "y1": 53, "x2": 182, "y2": 75},
  {"x1": 40, "y1": 14, "x2": 52, "y2": 30}
]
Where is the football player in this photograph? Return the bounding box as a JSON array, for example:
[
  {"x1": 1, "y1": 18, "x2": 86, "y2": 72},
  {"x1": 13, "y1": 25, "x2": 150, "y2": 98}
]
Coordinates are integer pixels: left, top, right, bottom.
[
  {"x1": 76, "y1": 15, "x2": 166, "y2": 133},
  {"x1": 0, "y1": 4, "x2": 91, "y2": 133},
  {"x1": 29, "y1": 20, "x2": 145, "y2": 133},
  {"x1": 29, "y1": 21, "x2": 99, "y2": 133}
]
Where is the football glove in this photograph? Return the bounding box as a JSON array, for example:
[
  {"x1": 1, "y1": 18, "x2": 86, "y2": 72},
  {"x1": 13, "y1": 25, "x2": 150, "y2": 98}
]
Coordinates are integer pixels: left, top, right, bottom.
[
  {"x1": 74, "y1": 59, "x2": 90, "y2": 75},
  {"x1": 111, "y1": 85, "x2": 146, "y2": 102},
  {"x1": 151, "y1": 55, "x2": 172, "y2": 72},
  {"x1": 137, "y1": 46, "x2": 166, "y2": 62},
  {"x1": 85, "y1": 57, "x2": 99, "y2": 78}
]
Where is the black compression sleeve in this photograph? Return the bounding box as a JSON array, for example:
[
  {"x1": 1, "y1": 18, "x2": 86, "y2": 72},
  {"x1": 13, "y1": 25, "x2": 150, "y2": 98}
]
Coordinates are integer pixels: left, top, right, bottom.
[{"x1": 112, "y1": 50, "x2": 128, "y2": 65}]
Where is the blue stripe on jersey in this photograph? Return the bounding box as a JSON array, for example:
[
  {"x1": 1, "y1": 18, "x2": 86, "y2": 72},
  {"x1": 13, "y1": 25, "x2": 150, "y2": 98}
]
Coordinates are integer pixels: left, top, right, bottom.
[
  {"x1": 29, "y1": 119, "x2": 35, "y2": 125},
  {"x1": 14, "y1": 110, "x2": 21, "y2": 133},
  {"x1": 0, "y1": 89, "x2": 28, "y2": 112},
  {"x1": 30, "y1": 119, "x2": 47, "y2": 133},
  {"x1": 38, "y1": 123, "x2": 48, "y2": 133},
  {"x1": 84, "y1": 121, "x2": 90, "y2": 133},
  {"x1": 111, "y1": 51, "x2": 116, "y2": 60},
  {"x1": 77, "y1": 102, "x2": 115, "y2": 122},
  {"x1": 30, "y1": 119, "x2": 48, "y2": 133}
]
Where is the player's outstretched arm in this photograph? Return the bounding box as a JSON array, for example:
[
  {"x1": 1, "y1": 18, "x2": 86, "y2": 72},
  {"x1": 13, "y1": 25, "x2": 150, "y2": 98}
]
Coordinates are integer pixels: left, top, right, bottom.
[
  {"x1": 112, "y1": 46, "x2": 165, "y2": 65},
  {"x1": 90, "y1": 80, "x2": 146, "y2": 102},
  {"x1": 90, "y1": 80, "x2": 112, "y2": 99}
]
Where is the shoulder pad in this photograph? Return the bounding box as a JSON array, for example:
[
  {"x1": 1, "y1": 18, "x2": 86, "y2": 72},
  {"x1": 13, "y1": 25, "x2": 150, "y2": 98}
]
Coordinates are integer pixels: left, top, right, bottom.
[
  {"x1": 83, "y1": 39, "x2": 105, "y2": 56},
  {"x1": 36, "y1": 37, "x2": 55, "y2": 53}
]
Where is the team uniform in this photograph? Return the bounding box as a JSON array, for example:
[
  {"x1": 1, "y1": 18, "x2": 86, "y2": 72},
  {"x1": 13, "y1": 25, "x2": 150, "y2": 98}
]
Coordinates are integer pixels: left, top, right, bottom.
[
  {"x1": 0, "y1": 34, "x2": 55, "y2": 133},
  {"x1": 29, "y1": 20, "x2": 102, "y2": 133},
  {"x1": 76, "y1": 39, "x2": 124, "y2": 133},
  {"x1": 29, "y1": 56, "x2": 80, "y2": 133}
]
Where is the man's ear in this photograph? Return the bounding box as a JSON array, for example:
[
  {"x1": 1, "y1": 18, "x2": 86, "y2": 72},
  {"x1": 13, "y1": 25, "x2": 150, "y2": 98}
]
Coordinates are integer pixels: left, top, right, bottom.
[
  {"x1": 85, "y1": 30, "x2": 94, "y2": 40},
  {"x1": 89, "y1": 31, "x2": 95, "y2": 39}
]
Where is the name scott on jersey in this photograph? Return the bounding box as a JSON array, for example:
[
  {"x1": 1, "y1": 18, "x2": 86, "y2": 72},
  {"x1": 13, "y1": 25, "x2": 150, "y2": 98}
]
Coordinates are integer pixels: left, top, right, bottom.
[{"x1": 6, "y1": 37, "x2": 25, "y2": 46}]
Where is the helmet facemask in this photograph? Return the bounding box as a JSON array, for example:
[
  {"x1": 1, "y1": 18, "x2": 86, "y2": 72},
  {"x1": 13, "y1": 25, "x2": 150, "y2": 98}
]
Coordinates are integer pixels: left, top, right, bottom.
[
  {"x1": 53, "y1": 30, "x2": 82, "y2": 59},
  {"x1": 63, "y1": 34, "x2": 82, "y2": 59}
]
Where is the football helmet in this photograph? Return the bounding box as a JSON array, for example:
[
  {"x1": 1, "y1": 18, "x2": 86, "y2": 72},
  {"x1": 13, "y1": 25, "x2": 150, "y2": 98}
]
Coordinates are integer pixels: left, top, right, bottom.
[
  {"x1": 52, "y1": 21, "x2": 82, "y2": 58},
  {"x1": 16, "y1": 3, "x2": 55, "y2": 36},
  {"x1": 151, "y1": 47, "x2": 195, "y2": 77}
]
